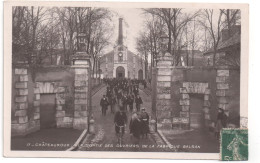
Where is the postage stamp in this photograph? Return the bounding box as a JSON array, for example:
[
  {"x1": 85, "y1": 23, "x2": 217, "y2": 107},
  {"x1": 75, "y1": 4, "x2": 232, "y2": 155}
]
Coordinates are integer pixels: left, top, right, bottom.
[{"x1": 221, "y1": 129, "x2": 248, "y2": 161}]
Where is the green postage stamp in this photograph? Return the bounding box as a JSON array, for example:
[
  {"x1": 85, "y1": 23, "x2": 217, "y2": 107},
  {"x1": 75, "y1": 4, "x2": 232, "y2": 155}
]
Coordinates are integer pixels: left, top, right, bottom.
[{"x1": 221, "y1": 129, "x2": 248, "y2": 161}]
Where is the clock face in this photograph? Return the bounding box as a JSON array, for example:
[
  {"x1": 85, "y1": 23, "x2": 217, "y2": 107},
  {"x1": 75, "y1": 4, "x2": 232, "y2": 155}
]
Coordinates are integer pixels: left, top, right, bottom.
[{"x1": 118, "y1": 53, "x2": 123, "y2": 57}]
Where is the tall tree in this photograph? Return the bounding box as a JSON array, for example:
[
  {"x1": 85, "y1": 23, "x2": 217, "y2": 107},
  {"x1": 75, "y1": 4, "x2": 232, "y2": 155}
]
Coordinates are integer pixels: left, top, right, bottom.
[
  {"x1": 136, "y1": 32, "x2": 150, "y2": 79},
  {"x1": 143, "y1": 8, "x2": 200, "y2": 65},
  {"x1": 199, "y1": 9, "x2": 223, "y2": 66},
  {"x1": 221, "y1": 9, "x2": 241, "y2": 37},
  {"x1": 12, "y1": 6, "x2": 47, "y2": 64}
]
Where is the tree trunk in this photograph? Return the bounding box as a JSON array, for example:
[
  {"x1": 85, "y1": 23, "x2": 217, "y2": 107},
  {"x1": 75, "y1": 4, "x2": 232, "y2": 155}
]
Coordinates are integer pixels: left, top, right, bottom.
[
  {"x1": 168, "y1": 23, "x2": 172, "y2": 53},
  {"x1": 213, "y1": 46, "x2": 217, "y2": 66},
  {"x1": 227, "y1": 9, "x2": 231, "y2": 37},
  {"x1": 145, "y1": 51, "x2": 148, "y2": 79},
  {"x1": 191, "y1": 50, "x2": 194, "y2": 66}
]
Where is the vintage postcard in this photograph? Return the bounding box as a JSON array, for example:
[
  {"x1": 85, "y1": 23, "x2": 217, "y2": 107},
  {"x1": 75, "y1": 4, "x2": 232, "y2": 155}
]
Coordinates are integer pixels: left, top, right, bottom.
[{"x1": 4, "y1": 1, "x2": 249, "y2": 159}]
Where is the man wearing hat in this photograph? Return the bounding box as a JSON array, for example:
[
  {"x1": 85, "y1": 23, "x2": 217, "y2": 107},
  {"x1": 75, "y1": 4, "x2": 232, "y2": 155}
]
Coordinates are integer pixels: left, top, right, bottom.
[
  {"x1": 140, "y1": 107, "x2": 150, "y2": 138},
  {"x1": 215, "y1": 108, "x2": 228, "y2": 139},
  {"x1": 100, "y1": 95, "x2": 109, "y2": 116},
  {"x1": 135, "y1": 94, "x2": 143, "y2": 112},
  {"x1": 114, "y1": 106, "x2": 128, "y2": 141}
]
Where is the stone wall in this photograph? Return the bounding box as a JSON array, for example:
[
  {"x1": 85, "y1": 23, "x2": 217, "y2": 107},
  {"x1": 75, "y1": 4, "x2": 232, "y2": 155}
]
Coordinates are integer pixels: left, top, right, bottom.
[
  {"x1": 12, "y1": 66, "x2": 40, "y2": 136},
  {"x1": 178, "y1": 82, "x2": 211, "y2": 128},
  {"x1": 34, "y1": 82, "x2": 71, "y2": 128},
  {"x1": 155, "y1": 63, "x2": 240, "y2": 129},
  {"x1": 171, "y1": 67, "x2": 215, "y2": 128},
  {"x1": 215, "y1": 68, "x2": 240, "y2": 126},
  {"x1": 73, "y1": 66, "x2": 89, "y2": 130},
  {"x1": 12, "y1": 65, "x2": 90, "y2": 136},
  {"x1": 35, "y1": 67, "x2": 75, "y2": 129},
  {"x1": 156, "y1": 53, "x2": 173, "y2": 129}
]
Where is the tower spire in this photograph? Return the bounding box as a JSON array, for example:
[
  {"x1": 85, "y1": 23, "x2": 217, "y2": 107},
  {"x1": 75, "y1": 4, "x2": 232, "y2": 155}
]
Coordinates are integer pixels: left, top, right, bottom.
[{"x1": 118, "y1": 18, "x2": 123, "y2": 45}]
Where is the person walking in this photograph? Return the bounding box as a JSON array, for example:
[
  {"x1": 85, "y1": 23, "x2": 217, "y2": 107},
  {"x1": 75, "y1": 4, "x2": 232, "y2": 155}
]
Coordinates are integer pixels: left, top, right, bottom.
[
  {"x1": 135, "y1": 94, "x2": 143, "y2": 112},
  {"x1": 215, "y1": 108, "x2": 228, "y2": 139},
  {"x1": 133, "y1": 86, "x2": 138, "y2": 98},
  {"x1": 110, "y1": 94, "x2": 117, "y2": 114},
  {"x1": 117, "y1": 90, "x2": 122, "y2": 105},
  {"x1": 100, "y1": 95, "x2": 109, "y2": 116},
  {"x1": 114, "y1": 106, "x2": 128, "y2": 143},
  {"x1": 129, "y1": 109, "x2": 142, "y2": 142},
  {"x1": 127, "y1": 94, "x2": 134, "y2": 112},
  {"x1": 106, "y1": 86, "x2": 112, "y2": 97},
  {"x1": 122, "y1": 93, "x2": 128, "y2": 111},
  {"x1": 143, "y1": 80, "x2": 147, "y2": 89},
  {"x1": 140, "y1": 108, "x2": 150, "y2": 138}
]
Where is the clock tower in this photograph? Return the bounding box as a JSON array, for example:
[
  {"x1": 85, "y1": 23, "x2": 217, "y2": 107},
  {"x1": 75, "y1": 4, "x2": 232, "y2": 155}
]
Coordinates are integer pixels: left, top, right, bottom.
[{"x1": 113, "y1": 18, "x2": 128, "y2": 78}]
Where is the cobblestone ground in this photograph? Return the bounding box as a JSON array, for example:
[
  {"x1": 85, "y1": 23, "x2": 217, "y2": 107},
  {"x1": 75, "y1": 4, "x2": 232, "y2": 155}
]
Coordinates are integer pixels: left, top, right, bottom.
[{"x1": 78, "y1": 86, "x2": 171, "y2": 152}]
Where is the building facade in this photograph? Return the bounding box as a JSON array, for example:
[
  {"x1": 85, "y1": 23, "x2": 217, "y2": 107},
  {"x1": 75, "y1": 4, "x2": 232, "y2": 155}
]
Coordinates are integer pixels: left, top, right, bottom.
[
  {"x1": 99, "y1": 18, "x2": 145, "y2": 79},
  {"x1": 204, "y1": 25, "x2": 241, "y2": 67}
]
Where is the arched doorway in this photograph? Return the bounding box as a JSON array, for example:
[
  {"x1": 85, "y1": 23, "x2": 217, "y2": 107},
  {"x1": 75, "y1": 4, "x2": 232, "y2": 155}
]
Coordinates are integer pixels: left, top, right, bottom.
[
  {"x1": 116, "y1": 66, "x2": 125, "y2": 78},
  {"x1": 138, "y1": 69, "x2": 143, "y2": 80}
]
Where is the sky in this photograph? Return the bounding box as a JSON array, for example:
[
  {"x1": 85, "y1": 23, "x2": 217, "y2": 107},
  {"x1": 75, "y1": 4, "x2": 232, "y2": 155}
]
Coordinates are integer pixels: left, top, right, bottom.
[{"x1": 104, "y1": 8, "x2": 227, "y2": 58}]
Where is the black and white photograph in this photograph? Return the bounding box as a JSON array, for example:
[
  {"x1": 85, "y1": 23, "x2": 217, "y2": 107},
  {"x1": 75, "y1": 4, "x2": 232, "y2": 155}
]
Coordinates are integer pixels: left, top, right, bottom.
[{"x1": 4, "y1": 1, "x2": 249, "y2": 159}]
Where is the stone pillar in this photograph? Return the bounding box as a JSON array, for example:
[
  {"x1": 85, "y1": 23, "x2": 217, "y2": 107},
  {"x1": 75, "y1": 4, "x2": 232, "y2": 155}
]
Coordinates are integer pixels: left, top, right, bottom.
[
  {"x1": 179, "y1": 85, "x2": 190, "y2": 130},
  {"x1": 28, "y1": 86, "x2": 40, "y2": 133},
  {"x1": 54, "y1": 85, "x2": 68, "y2": 128},
  {"x1": 73, "y1": 66, "x2": 89, "y2": 130},
  {"x1": 216, "y1": 68, "x2": 230, "y2": 115},
  {"x1": 12, "y1": 67, "x2": 29, "y2": 136},
  {"x1": 156, "y1": 53, "x2": 173, "y2": 129},
  {"x1": 203, "y1": 88, "x2": 211, "y2": 127},
  {"x1": 151, "y1": 67, "x2": 157, "y2": 131}
]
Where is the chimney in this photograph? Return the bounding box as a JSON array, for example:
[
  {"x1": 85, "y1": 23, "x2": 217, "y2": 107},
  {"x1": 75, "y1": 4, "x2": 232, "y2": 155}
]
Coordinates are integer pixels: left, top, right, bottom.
[{"x1": 118, "y1": 18, "x2": 123, "y2": 45}]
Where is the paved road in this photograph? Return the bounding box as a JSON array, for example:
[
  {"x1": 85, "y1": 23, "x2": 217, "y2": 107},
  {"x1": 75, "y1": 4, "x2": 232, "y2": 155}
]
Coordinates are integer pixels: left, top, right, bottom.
[
  {"x1": 78, "y1": 85, "x2": 218, "y2": 153},
  {"x1": 78, "y1": 86, "x2": 168, "y2": 152}
]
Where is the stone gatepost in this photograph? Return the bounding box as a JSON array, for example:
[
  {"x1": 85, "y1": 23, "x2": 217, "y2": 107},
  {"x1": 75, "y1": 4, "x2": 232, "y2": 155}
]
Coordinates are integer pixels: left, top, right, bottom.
[
  {"x1": 216, "y1": 67, "x2": 230, "y2": 115},
  {"x1": 156, "y1": 53, "x2": 173, "y2": 129},
  {"x1": 72, "y1": 53, "x2": 91, "y2": 130},
  {"x1": 12, "y1": 67, "x2": 29, "y2": 136}
]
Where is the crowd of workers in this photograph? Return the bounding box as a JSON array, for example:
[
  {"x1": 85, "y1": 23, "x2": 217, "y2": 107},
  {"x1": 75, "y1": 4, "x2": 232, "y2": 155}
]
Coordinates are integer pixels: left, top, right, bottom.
[{"x1": 100, "y1": 78, "x2": 150, "y2": 141}]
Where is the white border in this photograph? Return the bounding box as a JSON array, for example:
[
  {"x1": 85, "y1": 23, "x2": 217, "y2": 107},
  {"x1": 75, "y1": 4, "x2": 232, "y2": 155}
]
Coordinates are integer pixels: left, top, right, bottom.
[{"x1": 3, "y1": 1, "x2": 249, "y2": 160}]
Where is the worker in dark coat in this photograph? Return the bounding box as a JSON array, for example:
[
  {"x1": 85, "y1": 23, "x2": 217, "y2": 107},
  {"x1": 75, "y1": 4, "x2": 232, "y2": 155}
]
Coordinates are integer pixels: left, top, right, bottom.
[
  {"x1": 109, "y1": 94, "x2": 117, "y2": 114},
  {"x1": 140, "y1": 108, "x2": 150, "y2": 138},
  {"x1": 121, "y1": 94, "x2": 128, "y2": 111},
  {"x1": 215, "y1": 108, "x2": 228, "y2": 139},
  {"x1": 129, "y1": 109, "x2": 142, "y2": 140},
  {"x1": 135, "y1": 94, "x2": 143, "y2": 112},
  {"x1": 106, "y1": 86, "x2": 112, "y2": 97},
  {"x1": 114, "y1": 106, "x2": 128, "y2": 138},
  {"x1": 143, "y1": 80, "x2": 147, "y2": 89},
  {"x1": 133, "y1": 86, "x2": 138, "y2": 97},
  {"x1": 127, "y1": 94, "x2": 134, "y2": 112},
  {"x1": 117, "y1": 90, "x2": 122, "y2": 105},
  {"x1": 100, "y1": 95, "x2": 109, "y2": 116}
]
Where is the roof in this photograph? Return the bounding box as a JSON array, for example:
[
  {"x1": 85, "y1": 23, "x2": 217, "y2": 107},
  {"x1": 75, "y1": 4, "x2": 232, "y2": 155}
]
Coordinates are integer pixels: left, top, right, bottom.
[
  {"x1": 217, "y1": 32, "x2": 240, "y2": 51},
  {"x1": 101, "y1": 49, "x2": 142, "y2": 59},
  {"x1": 204, "y1": 31, "x2": 240, "y2": 55},
  {"x1": 127, "y1": 50, "x2": 136, "y2": 56}
]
